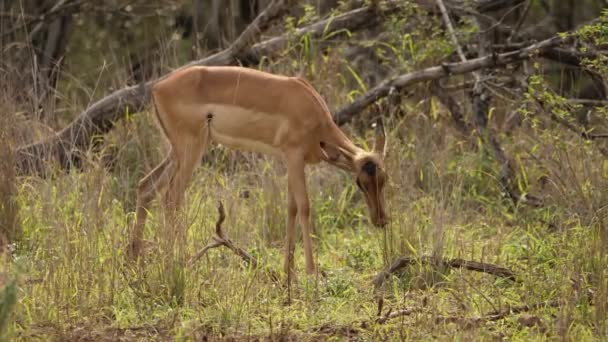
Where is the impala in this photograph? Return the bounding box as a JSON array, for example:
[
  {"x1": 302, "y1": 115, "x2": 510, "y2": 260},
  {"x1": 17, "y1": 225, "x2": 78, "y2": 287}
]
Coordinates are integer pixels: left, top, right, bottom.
[{"x1": 127, "y1": 66, "x2": 389, "y2": 276}]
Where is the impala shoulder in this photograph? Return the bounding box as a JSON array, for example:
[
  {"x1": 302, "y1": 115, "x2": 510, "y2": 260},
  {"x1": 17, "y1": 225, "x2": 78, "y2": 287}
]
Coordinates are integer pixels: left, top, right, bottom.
[{"x1": 288, "y1": 76, "x2": 334, "y2": 118}]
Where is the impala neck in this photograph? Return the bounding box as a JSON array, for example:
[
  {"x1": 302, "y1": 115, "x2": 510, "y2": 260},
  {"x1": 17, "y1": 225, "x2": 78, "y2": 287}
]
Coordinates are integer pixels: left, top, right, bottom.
[
  {"x1": 333, "y1": 127, "x2": 362, "y2": 155},
  {"x1": 321, "y1": 123, "x2": 365, "y2": 172}
]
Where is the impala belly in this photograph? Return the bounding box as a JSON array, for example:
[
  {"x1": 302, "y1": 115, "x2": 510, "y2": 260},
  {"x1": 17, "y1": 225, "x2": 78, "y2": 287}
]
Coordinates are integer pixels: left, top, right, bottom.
[{"x1": 202, "y1": 104, "x2": 287, "y2": 157}]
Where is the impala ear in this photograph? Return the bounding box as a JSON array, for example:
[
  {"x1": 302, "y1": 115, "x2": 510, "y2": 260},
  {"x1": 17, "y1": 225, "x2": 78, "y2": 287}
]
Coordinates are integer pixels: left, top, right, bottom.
[
  {"x1": 320, "y1": 141, "x2": 354, "y2": 170},
  {"x1": 373, "y1": 117, "x2": 387, "y2": 158}
]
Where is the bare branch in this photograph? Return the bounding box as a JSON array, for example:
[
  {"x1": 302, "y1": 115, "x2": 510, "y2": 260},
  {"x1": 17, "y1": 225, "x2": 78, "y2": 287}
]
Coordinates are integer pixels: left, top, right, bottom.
[
  {"x1": 189, "y1": 202, "x2": 279, "y2": 283},
  {"x1": 435, "y1": 0, "x2": 468, "y2": 63},
  {"x1": 189, "y1": 202, "x2": 255, "y2": 267},
  {"x1": 507, "y1": 0, "x2": 532, "y2": 43},
  {"x1": 335, "y1": 33, "x2": 568, "y2": 125}
]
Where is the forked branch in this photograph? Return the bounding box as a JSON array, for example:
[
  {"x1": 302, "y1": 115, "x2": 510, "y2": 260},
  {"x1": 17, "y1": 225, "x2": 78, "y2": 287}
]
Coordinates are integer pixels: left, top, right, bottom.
[
  {"x1": 189, "y1": 202, "x2": 257, "y2": 267},
  {"x1": 189, "y1": 202, "x2": 280, "y2": 282}
]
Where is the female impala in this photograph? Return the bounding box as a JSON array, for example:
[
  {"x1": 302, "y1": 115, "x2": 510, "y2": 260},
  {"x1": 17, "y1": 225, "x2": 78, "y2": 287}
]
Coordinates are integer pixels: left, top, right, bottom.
[{"x1": 127, "y1": 66, "x2": 389, "y2": 277}]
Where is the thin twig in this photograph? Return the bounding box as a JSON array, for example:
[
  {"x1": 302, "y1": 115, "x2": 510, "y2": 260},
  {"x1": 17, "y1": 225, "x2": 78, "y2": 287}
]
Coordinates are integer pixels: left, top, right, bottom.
[
  {"x1": 435, "y1": 0, "x2": 467, "y2": 62},
  {"x1": 507, "y1": 0, "x2": 532, "y2": 43}
]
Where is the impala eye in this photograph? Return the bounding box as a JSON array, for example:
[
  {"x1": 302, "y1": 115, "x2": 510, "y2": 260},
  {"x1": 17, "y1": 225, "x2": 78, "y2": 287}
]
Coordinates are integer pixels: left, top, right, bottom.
[{"x1": 362, "y1": 161, "x2": 376, "y2": 176}]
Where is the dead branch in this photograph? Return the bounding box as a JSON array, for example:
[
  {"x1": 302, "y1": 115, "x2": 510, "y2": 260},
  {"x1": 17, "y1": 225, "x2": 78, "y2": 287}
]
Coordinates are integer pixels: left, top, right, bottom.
[
  {"x1": 373, "y1": 256, "x2": 516, "y2": 288},
  {"x1": 189, "y1": 202, "x2": 256, "y2": 267},
  {"x1": 334, "y1": 33, "x2": 570, "y2": 125},
  {"x1": 14, "y1": 0, "x2": 404, "y2": 176}
]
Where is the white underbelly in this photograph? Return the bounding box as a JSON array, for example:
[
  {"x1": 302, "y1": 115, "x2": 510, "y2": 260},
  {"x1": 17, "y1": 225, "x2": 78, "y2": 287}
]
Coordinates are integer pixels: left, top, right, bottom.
[
  {"x1": 200, "y1": 103, "x2": 287, "y2": 157},
  {"x1": 210, "y1": 130, "x2": 282, "y2": 157}
]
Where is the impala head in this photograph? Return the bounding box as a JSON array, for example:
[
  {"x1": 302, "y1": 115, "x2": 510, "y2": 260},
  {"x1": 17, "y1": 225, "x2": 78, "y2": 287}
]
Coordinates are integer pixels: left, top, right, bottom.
[{"x1": 321, "y1": 118, "x2": 389, "y2": 228}]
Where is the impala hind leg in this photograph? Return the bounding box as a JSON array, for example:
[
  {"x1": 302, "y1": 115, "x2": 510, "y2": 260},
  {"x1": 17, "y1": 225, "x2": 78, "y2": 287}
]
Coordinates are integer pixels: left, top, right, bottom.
[
  {"x1": 128, "y1": 151, "x2": 175, "y2": 261},
  {"x1": 162, "y1": 134, "x2": 209, "y2": 253}
]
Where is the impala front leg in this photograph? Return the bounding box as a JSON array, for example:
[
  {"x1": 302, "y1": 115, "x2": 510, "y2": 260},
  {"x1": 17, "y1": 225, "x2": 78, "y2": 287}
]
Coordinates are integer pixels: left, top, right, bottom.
[{"x1": 286, "y1": 152, "x2": 316, "y2": 275}]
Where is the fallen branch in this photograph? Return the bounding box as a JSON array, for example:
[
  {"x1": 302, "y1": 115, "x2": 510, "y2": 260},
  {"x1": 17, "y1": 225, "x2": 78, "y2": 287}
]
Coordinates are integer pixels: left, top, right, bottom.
[
  {"x1": 374, "y1": 307, "x2": 421, "y2": 325},
  {"x1": 14, "y1": 1, "x2": 404, "y2": 176},
  {"x1": 373, "y1": 256, "x2": 516, "y2": 288},
  {"x1": 189, "y1": 202, "x2": 279, "y2": 282}
]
